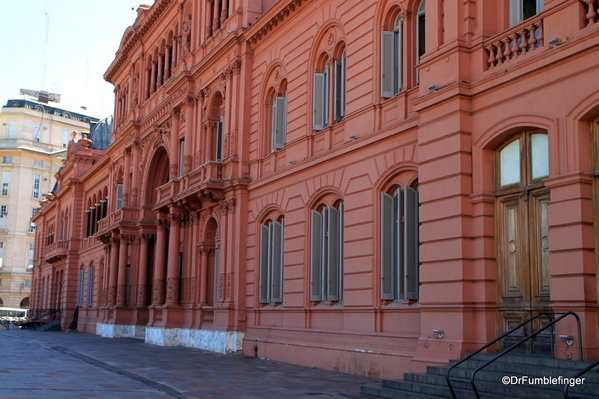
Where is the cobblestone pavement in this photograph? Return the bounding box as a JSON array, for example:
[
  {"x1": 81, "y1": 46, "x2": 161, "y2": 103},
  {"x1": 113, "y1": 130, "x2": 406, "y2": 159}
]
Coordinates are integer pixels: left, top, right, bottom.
[{"x1": 0, "y1": 328, "x2": 379, "y2": 399}]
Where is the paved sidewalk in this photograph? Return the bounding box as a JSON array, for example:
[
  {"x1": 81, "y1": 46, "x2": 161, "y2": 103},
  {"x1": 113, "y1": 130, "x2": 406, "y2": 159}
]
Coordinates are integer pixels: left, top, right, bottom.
[{"x1": 0, "y1": 328, "x2": 379, "y2": 399}]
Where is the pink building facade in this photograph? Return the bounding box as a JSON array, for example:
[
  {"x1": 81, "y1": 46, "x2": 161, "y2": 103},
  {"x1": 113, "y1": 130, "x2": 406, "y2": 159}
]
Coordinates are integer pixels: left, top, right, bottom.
[{"x1": 31, "y1": 0, "x2": 599, "y2": 379}]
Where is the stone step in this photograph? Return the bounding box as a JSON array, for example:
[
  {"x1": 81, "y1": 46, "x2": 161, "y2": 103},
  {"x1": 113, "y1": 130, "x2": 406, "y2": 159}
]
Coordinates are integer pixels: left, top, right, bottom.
[
  {"x1": 407, "y1": 369, "x2": 599, "y2": 398},
  {"x1": 445, "y1": 355, "x2": 599, "y2": 384}
]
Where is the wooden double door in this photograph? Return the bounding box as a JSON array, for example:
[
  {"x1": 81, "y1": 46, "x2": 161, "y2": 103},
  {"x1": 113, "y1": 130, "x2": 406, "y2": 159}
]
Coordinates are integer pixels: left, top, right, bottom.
[{"x1": 496, "y1": 188, "x2": 552, "y2": 353}]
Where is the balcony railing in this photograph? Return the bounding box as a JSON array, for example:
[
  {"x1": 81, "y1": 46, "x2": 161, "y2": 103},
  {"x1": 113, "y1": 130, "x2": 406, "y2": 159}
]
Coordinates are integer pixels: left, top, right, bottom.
[
  {"x1": 45, "y1": 240, "x2": 69, "y2": 263},
  {"x1": 484, "y1": 16, "x2": 544, "y2": 69},
  {"x1": 582, "y1": 0, "x2": 599, "y2": 26}
]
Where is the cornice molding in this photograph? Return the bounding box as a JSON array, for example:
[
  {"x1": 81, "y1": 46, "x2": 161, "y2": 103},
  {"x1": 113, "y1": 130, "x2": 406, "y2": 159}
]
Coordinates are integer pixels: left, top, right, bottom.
[{"x1": 105, "y1": 0, "x2": 174, "y2": 82}]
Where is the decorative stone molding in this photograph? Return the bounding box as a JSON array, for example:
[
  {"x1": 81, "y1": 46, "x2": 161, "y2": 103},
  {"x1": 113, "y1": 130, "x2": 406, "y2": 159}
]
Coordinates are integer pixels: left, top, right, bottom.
[
  {"x1": 153, "y1": 279, "x2": 166, "y2": 304},
  {"x1": 166, "y1": 277, "x2": 180, "y2": 302},
  {"x1": 116, "y1": 285, "x2": 127, "y2": 304},
  {"x1": 137, "y1": 285, "x2": 147, "y2": 306},
  {"x1": 219, "y1": 198, "x2": 237, "y2": 215},
  {"x1": 156, "y1": 218, "x2": 170, "y2": 231},
  {"x1": 168, "y1": 212, "x2": 185, "y2": 227}
]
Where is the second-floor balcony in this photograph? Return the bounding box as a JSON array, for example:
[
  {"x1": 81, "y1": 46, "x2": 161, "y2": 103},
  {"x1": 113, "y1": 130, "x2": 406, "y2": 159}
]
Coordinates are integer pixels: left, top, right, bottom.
[
  {"x1": 96, "y1": 208, "x2": 138, "y2": 236},
  {"x1": 45, "y1": 240, "x2": 69, "y2": 263}
]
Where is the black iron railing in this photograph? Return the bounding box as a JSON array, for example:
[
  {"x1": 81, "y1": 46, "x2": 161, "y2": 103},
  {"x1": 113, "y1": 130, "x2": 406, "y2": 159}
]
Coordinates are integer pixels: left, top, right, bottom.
[
  {"x1": 446, "y1": 311, "x2": 582, "y2": 399},
  {"x1": 16, "y1": 309, "x2": 61, "y2": 328},
  {"x1": 563, "y1": 358, "x2": 599, "y2": 399}
]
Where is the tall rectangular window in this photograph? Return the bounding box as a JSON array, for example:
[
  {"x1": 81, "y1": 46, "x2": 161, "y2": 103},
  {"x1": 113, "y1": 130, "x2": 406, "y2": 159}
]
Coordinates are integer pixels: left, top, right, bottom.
[
  {"x1": 27, "y1": 243, "x2": 34, "y2": 269},
  {"x1": 215, "y1": 114, "x2": 224, "y2": 162},
  {"x1": 78, "y1": 269, "x2": 85, "y2": 307},
  {"x1": 381, "y1": 186, "x2": 420, "y2": 300},
  {"x1": 116, "y1": 184, "x2": 124, "y2": 210},
  {"x1": 334, "y1": 51, "x2": 346, "y2": 122},
  {"x1": 313, "y1": 63, "x2": 329, "y2": 131},
  {"x1": 259, "y1": 219, "x2": 284, "y2": 304},
  {"x1": 271, "y1": 96, "x2": 287, "y2": 150},
  {"x1": 32, "y1": 174, "x2": 41, "y2": 199},
  {"x1": 310, "y1": 203, "x2": 344, "y2": 302},
  {"x1": 416, "y1": 1, "x2": 426, "y2": 84},
  {"x1": 1, "y1": 171, "x2": 10, "y2": 196},
  {"x1": 0, "y1": 242, "x2": 4, "y2": 267},
  {"x1": 29, "y1": 208, "x2": 37, "y2": 233},
  {"x1": 0, "y1": 206, "x2": 7, "y2": 231},
  {"x1": 179, "y1": 140, "x2": 185, "y2": 176},
  {"x1": 381, "y1": 16, "x2": 403, "y2": 98},
  {"x1": 87, "y1": 267, "x2": 95, "y2": 307}
]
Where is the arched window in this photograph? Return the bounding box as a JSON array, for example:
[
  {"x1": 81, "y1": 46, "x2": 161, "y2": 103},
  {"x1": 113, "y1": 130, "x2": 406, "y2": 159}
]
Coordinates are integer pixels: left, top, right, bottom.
[
  {"x1": 509, "y1": 0, "x2": 544, "y2": 27},
  {"x1": 496, "y1": 130, "x2": 550, "y2": 344},
  {"x1": 381, "y1": 185, "x2": 420, "y2": 300},
  {"x1": 310, "y1": 201, "x2": 344, "y2": 302},
  {"x1": 259, "y1": 216, "x2": 284, "y2": 304},
  {"x1": 271, "y1": 94, "x2": 287, "y2": 151},
  {"x1": 313, "y1": 46, "x2": 346, "y2": 130},
  {"x1": 381, "y1": 14, "x2": 403, "y2": 98}
]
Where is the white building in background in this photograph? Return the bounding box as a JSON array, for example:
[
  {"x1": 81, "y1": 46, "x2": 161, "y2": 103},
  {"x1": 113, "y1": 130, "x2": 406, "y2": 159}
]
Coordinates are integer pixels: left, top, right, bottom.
[{"x1": 0, "y1": 89, "x2": 99, "y2": 308}]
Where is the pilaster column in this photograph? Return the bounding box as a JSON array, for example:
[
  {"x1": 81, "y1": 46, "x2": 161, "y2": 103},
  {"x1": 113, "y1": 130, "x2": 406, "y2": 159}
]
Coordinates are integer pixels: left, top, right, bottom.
[
  {"x1": 152, "y1": 214, "x2": 168, "y2": 306},
  {"x1": 171, "y1": 108, "x2": 181, "y2": 176},
  {"x1": 199, "y1": 247, "x2": 211, "y2": 305},
  {"x1": 157, "y1": 54, "x2": 164, "y2": 87},
  {"x1": 150, "y1": 61, "x2": 156, "y2": 93},
  {"x1": 131, "y1": 141, "x2": 140, "y2": 207},
  {"x1": 184, "y1": 96, "x2": 195, "y2": 172},
  {"x1": 123, "y1": 147, "x2": 131, "y2": 207},
  {"x1": 108, "y1": 233, "x2": 120, "y2": 306},
  {"x1": 205, "y1": 122, "x2": 215, "y2": 162},
  {"x1": 165, "y1": 208, "x2": 184, "y2": 305},
  {"x1": 137, "y1": 233, "x2": 151, "y2": 307},
  {"x1": 165, "y1": 46, "x2": 171, "y2": 79},
  {"x1": 116, "y1": 234, "x2": 130, "y2": 306},
  {"x1": 102, "y1": 245, "x2": 110, "y2": 307}
]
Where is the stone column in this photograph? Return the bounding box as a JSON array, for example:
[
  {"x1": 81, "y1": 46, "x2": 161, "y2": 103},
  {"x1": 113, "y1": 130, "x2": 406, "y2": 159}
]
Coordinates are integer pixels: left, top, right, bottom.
[
  {"x1": 199, "y1": 247, "x2": 211, "y2": 305},
  {"x1": 170, "y1": 108, "x2": 180, "y2": 178},
  {"x1": 108, "y1": 234, "x2": 120, "y2": 306},
  {"x1": 116, "y1": 234, "x2": 129, "y2": 306},
  {"x1": 123, "y1": 147, "x2": 131, "y2": 207},
  {"x1": 184, "y1": 96, "x2": 195, "y2": 173},
  {"x1": 165, "y1": 208, "x2": 184, "y2": 306},
  {"x1": 152, "y1": 214, "x2": 168, "y2": 306},
  {"x1": 164, "y1": 46, "x2": 171, "y2": 79},
  {"x1": 150, "y1": 61, "x2": 156, "y2": 94},
  {"x1": 131, "y1": 141, "x2": 140, "y2": 207},
  {"x1": 157, "y1": 53, "x2": 164, "y2": 87},
  {"x1": 137, "y1": 233, "x2": 151, "y2": 307}
]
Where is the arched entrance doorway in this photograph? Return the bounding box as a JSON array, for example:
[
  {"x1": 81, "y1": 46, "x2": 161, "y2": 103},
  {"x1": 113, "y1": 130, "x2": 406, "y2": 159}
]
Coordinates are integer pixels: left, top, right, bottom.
[{"x1": 496, "y1": 129, "x2": 551, "y2": 352}]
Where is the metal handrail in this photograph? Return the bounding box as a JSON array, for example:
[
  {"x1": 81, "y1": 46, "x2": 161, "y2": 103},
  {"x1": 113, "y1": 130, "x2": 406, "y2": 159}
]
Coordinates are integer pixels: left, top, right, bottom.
[
  {"x1": 469, "y1": 312, "x2": 582, "y2": 399},
  {"x1": 446, "y1": 311, "x2": 582, "y2": 399},
  {"x1": 563, "y1": 359, "x2": 599, "y2": 399},
  {"x1": 446, "y1": 312, "x2": 553, "y2": 398},
  {"x1": 16, "y1": 309, "x2": 61, "y2": 326}
]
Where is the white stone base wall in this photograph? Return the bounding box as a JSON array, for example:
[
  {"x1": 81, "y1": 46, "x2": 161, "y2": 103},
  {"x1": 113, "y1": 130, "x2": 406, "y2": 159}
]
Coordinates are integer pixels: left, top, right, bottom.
[{"x1": 95, "y1": 323, "x2": 243, "y2": 354}]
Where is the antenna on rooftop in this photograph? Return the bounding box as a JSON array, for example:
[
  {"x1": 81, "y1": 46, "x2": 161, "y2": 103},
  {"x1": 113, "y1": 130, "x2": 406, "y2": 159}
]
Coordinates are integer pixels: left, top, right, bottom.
[{"x1": 41, "y1": 0, "x2": 50, "y2": 91}]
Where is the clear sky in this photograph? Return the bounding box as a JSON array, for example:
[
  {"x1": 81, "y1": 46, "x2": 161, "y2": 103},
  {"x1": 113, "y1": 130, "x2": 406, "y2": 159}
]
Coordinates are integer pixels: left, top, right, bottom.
[{"x1": 0, "y1": 0, "x2": 154, "y2": 119}]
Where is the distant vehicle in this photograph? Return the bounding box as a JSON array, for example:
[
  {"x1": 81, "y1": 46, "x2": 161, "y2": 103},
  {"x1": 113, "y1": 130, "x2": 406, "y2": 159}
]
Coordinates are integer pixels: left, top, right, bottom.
[{"x1": 0, "y1": 307, "x2": 29, "y2": 323}]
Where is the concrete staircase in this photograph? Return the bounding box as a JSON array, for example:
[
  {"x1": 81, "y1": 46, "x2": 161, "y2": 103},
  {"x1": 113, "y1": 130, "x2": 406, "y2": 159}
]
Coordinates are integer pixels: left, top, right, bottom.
[
  {"x1": 34, "y1": 319, "x2": 62, "y2": 332},
  {"x1": 354, "y1": 353, "x2": 599, "y2": 399}
]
